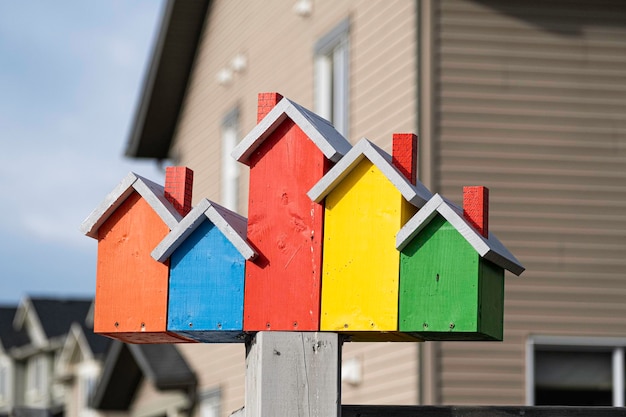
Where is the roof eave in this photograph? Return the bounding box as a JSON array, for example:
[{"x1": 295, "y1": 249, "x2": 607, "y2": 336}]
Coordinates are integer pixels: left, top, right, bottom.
[
  {"x1": 232, "y1": 98, "x2": 351, "y2": 165},
  {"x1": 125, "y1": 0, "x2": 211, "y2": 160}
]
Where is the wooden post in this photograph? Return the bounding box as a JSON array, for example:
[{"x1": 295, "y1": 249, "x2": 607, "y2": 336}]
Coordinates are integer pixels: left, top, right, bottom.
[{"x1": 244, "y1": 332, "x2": 341, "y2": 417}]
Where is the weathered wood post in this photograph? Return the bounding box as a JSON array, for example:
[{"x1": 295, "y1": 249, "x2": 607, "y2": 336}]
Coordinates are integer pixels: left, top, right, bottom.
[{"x1": 243, "y1": 331, "x2": 342, "y2": 417}]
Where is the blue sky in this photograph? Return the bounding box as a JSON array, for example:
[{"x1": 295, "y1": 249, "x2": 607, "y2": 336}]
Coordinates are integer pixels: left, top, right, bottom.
[{"x1": 0, "y1": 1, "x2": 167, "y2": 304}]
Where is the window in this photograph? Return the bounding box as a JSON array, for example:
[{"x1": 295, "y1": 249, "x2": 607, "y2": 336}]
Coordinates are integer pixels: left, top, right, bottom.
[
  {"x1": 198, "y1": 388, "x2": 221, "y2": 417},
  {"x1": 527, "y1": 336, "x2": 626, "y2": 406},
  {"x1": 0, "y1": 359, "x2": 8, "y2": 404},
  {"x1": 314, "y1": 18, "x2": 350, "y2": 137},
  {"x1": 221, "y1": 107, "x2": 240, "y2": 211},
  {"x1": 77, "y1": 364, "x2": 98, "y2": 417},
  {"x1": 26, "y1": 354, "x2": 47, "y2": 403}
]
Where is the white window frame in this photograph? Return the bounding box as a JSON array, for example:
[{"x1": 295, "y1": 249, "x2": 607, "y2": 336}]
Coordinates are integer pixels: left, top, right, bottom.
[
  {"x1": 26, "y1": 354, "x2": 48, "y2": 403},
  {"x1": 221, "y1": 107, "x2": 240, "y2": 211},
  {"x1": 77, "y1": 362, "x2": 99, "y2": 417},
  {"x1": 527, "y1": 335, "x2": 626, "y2": 407},
  {"x1": 314, "y1": 18, "x2": 350, "y2": 137},
  {"x1": 0, "y1": 357, "x2": 9, "y2": 406},
  {"x1": 198, "y1": 388, "x2": 221, "y2": 417}
]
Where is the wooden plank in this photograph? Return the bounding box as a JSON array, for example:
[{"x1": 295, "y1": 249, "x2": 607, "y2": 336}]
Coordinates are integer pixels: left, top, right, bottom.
[
  {"x1": 341, "y1": 405, "x2": 625, "y2": 417},
  {"x1": 232, "y1": 97, "x2": 351, "y2": 165},
  {"x1": 320, "y1": 159, "x2": 417, "y2": 333},
  {"x1": 245, "y1": 332, "x2": 340, "y2": 417},
  {"x1": 243, "y1": 120, "x2": 329, "y2": 331}
]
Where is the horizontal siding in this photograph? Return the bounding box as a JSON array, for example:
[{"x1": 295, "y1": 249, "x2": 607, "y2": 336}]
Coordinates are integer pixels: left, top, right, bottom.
[
  {"x1": 173, "y1": 0, "x2": 418, "y2": 212},
  {"x1": 342, "y1": 343, "x2": 418, "y2": 405},
  {"x1": 178, "y1": 344, "x2": 246, "y2": 417},
  {"x1": 351, "y1": 1, "x2": 417, "y2": 148},
  {"x1": 435, "y1": 0, "x2": 626, "y2": 405}
]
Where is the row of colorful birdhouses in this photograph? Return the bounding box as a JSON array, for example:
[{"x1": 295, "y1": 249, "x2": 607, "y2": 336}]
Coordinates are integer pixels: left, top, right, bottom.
[{"x1": 81, "y1": 93, "x2": 524, "y2": 344}]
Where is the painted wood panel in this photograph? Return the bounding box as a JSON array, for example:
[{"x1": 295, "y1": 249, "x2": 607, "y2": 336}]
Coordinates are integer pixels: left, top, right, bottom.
[
  {"x1": 243, "y1": 120, "x2": 329, "y2": 331},
  {"x1": 320, "y1": 159, "x2": 417, "y2": 334},
  {"x1": 95, "y1": 192, "x2": 190, "y2": 343},
  {"x1": 399, "y1": 214, "x2": 504, "y2": 340},
  {"x1": 159, "y1": 0, "x2": 421, "y2": 405},
  {"x1": 167, "y1": 220, "x2": 246, "y2": 342}
]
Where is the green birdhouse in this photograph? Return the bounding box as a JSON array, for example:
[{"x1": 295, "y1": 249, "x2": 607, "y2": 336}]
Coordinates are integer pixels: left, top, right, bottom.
[{"x1": 396, "y1": 187, "x2": 524, "y2": 341}]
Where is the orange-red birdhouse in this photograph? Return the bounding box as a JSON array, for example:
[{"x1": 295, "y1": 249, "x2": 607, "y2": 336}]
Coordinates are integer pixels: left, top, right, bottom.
[{"x1": 81, "y1": 167, "x2": 195, "y2": 343}]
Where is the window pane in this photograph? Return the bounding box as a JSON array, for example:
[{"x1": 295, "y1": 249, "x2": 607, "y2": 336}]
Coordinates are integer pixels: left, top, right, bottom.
[
  {"x1": 535, "y1": 350, "x2": 612, "y2": 406},
  {"x1": 314, "y1": 19, "x2": 349, "y2": 137},
  {"x1": 221, "y1": 108, "x2": 240, "y2": 211}
]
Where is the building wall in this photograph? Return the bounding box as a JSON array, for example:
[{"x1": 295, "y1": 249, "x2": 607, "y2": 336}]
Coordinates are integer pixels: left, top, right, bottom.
[
  {"x1": 130, "y1": 379, "x2": 190, "y2": 417},
  {"x1": 431, "y1": 0, "x2": 626, "y2": 405},
  {"x1": 170, "y1": 0, "x2": 418, "y2": 212},
  {"x1": 170, "y1": 1, "x2": 420, "y2": 414},
  {"x1": 126, "y1": 0, "x2": 626, "y2": 411}
]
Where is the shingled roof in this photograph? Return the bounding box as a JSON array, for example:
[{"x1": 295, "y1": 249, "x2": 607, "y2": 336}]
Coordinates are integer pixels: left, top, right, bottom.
[
  {"x1": 0, "y1": 307, "x2": 28, "y2": 350},
  {"x1": 91, "y1": 341, "x2": 196, "y2": 410},
  {"x1": 125, "y1": 0, "x2": 211, "y2": 159},
  {"x1": 29, "y1": 298, "x2": 92, "y2": 339}
]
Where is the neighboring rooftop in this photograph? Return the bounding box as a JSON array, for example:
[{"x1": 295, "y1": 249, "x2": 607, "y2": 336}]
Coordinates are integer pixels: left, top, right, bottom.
[
  {"x1": 0, "y1": 306, "x2": 29, "y2": 350},
  {"x1": 125, "y1": 0, "x2": 211, "y2": 159},
  {"x1": 92, "y1": 341, "x2": 197, "y2": 410},
  {"x1": 29, "y1": 298, "x2": 93, "y2": 339}
]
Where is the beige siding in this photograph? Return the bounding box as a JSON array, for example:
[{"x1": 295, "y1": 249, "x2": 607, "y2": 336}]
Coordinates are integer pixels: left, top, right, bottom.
[
  {"x1": 171, "y1": 0, "x2": 418, "y2": 211},
  {"x1": 169, "y1": 1, "x2": 419, "y2": 414},
  {"x1": 130, "y1": 379, "x2": 190, "y2": 417},
  {"x1": 178, "y1": 344, "x2": 246, "y2": 417},
  {"x1": 433, "y1": 0, "x2": 626, "y2": 405},
  {"x1": 342, "y1": 343, "x2": 418, "y2": 405}
]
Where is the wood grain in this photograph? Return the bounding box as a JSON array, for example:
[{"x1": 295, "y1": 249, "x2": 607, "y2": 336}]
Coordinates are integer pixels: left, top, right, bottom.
[
  {"x1": 243, "y1": 120, "x2": 329, "y2": 331},
  {"x1": 320, "y1": 159, "x2": 417, "y2": 333},
  {"x1": 95, "y1": 191, "x2": 190, "y2": 343},
  {"x1": 167, "y1": 220, "x2": 246, "y2": 342},
  {"x1": 399, "y1": 214, "x2": 504, "y2": 340},
  {"x1": 245, "y1": 332, "x2": 340, "y2": 417}
]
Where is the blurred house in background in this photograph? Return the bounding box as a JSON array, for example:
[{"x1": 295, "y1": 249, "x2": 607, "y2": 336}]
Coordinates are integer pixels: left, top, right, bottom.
[
  {"x1": 90, "y1": 342, "x2": 196, "y2": 417},
  {"x1": 0, "y1": 297, "x2": 109, "y2": 417},
  {"x1": 110, "y1": 0, "x2": 626, "y2": 415}
]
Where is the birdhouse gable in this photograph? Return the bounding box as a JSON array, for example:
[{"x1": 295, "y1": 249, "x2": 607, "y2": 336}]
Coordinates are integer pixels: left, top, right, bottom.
[
  {"x1": 396, "y1": 193, "x2": 525, "y2": 276},
  {"x1": 152, "y1": 198, "x2": 256, "y2": 263},
  {"x1": 81, "y1": 172, "x2": 182, "y2": 239},
  {"x1": 231, "y1": 96, "x2": 351, "y2": 165},
  {"x1": 308, "y1": 138, "x2": 432, "y2": 207}
]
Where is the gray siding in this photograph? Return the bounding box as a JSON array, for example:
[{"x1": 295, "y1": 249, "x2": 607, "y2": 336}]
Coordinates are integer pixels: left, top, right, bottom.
[{"x1": 433, "y1": 0, "x2": 626, "y2": 405}]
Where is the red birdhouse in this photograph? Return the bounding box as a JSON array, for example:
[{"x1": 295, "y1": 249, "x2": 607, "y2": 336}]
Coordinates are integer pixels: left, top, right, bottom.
[{"x1": 231, "y1": 93, "x2": 351, "y2": 331}]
